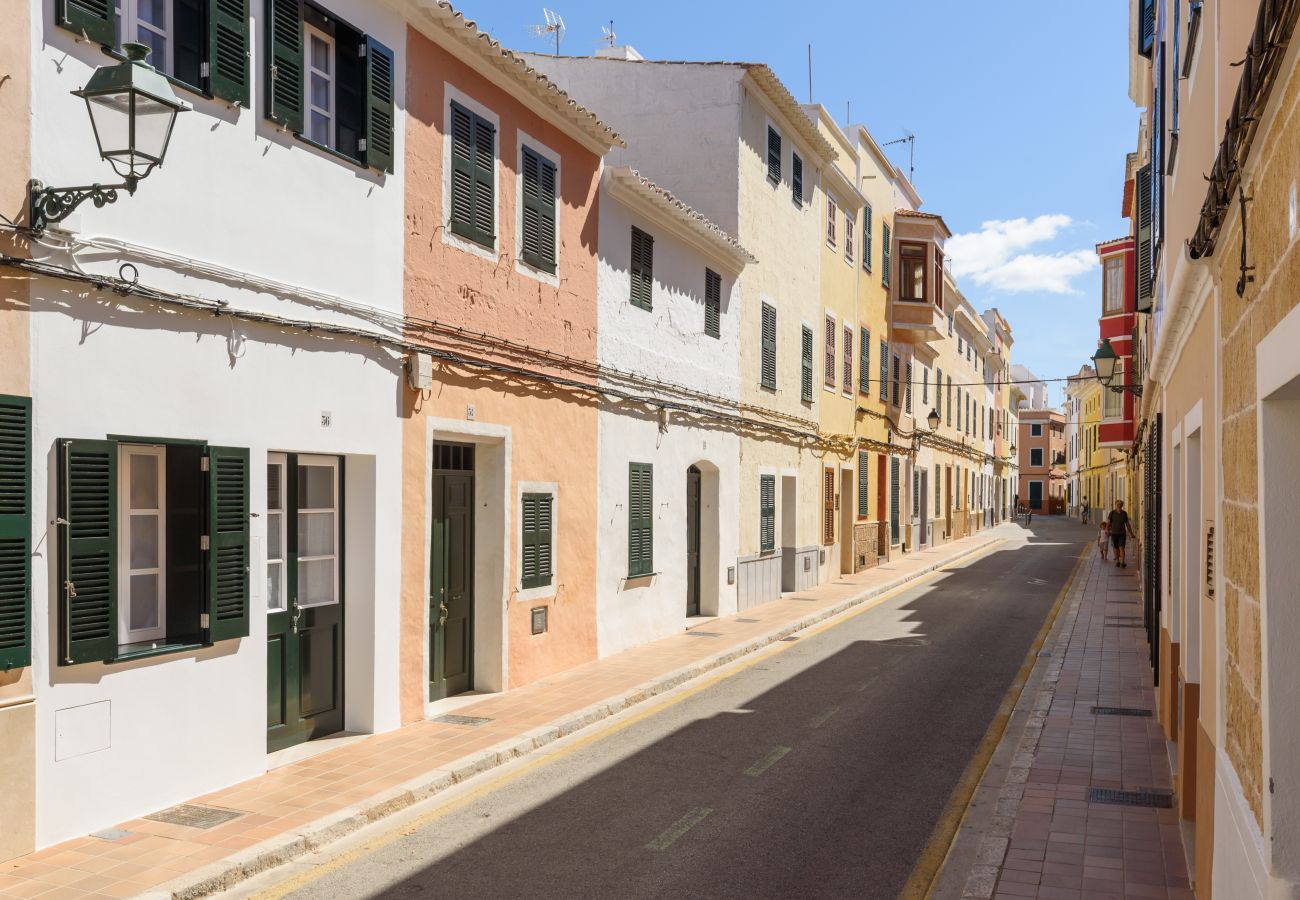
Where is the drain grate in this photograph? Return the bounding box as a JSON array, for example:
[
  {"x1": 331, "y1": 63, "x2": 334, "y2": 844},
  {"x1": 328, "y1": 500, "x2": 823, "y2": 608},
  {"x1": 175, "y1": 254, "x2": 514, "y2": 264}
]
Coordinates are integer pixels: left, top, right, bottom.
[
  {"x1": 1091, "y1": 706, "x2": 1153, "y2": 717},
  {"x1": 1088, "y1": 788, "x2": 1173, "y2": 808},
  {"x1": 736, "y1": 618, "x2": 760, "y2": 623},
  {"x1": 433, "y1": 714, "x2": 493, "y2": 727},
  {"x1": 145, "y1": 804, "x2": 244, "y2": 829},
  {"x1": 1104, "y1": 621, "x2": 1146, "y2": 628},
  {"x1": 684, "y1": 631, "x2": 722, "y2": 638},
  {"x1": 780, "y1": 636, "x2": 799, "y2": 642}
]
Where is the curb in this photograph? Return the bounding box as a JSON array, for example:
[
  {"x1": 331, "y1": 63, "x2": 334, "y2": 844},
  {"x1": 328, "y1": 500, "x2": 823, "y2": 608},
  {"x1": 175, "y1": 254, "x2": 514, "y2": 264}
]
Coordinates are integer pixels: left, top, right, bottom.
[{"x1": 149, "y1": 533, "x2": 1002, "y2": 900}]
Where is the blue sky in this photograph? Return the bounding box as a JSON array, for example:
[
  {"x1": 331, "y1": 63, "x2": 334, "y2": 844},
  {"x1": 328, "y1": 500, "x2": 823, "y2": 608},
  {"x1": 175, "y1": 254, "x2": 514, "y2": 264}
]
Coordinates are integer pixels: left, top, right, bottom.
[{"x1": 457, "y1": 0, "x2": 1138, "y2": 406}]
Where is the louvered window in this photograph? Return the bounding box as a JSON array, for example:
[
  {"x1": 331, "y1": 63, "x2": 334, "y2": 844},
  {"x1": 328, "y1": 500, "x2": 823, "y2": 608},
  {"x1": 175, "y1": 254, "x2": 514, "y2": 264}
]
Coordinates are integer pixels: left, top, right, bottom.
[
  {"x1": 823, "y1": 468, "x2": 836, "y2": 545},
  {"x1": 879, "y1": 340, "x2": 889, "y2": 401},
  {"x1": 761, "y1": 303, "x2": 778, "y2": 390},
  {"x1": 889, "y1": 458, "x2": 900, "y2": 545},
  {"x1": 450, "y1": 101, "x2": 497, "y2": 247},
  {"x1": 935, "y1": 368, "x2": 943, "y2": 421},
  {"x1": 891, "y1": 353, "x2": 901, "y2": 408},
  {"x1": 862, "y1": 205, "x2": 873, "y2": 272},
  {"x1": 845, "y1": 212, "x2": 855, "y2": 263},
  {"x1": 859, "y1": 327, "x2": 871, "y2": 394},
  {"x1": 792, "y1": 153, "x2": 803, "y2": 206},
  {"x1": 800, "y1": 324, "x2": 814, "y2": 402},
  {"x1": 881, "y1": 222, "x2": 892, "y2": 287},
  {"x1": 521, "y1": 147, "x2": 558, "y2": 273},
  {"x1": 905, "y1": 361, "x2": 913, "y2": 414},
  {"x1": 767, "y1": 126, "x2": 782, "y2": 185},
  {"x1": 842, "y1": 325, "x2": 853, "y2": 393},
  {"x1": 521, "y1": 493, "x2": 553, "y2": 589},
  {"x1": 57, "y1": 437, "x2": 251, "y2": 664},
  {"x1": 0, "y1": 396, "x2": 31, "y2": 670},
  {"x1": 857, "y1": 453, "x2": 870, "y2": 520},
  {"x1": 826, "y1": 197, "x2": 838, "y2": 249},
  {"x1": 628, "y1": 464, "x2": 654, "y2": 577},
  {"x1": 702, "y1": 268, "x2": 722, "y2": 339},
  {"x1": 824, "y1": 315, "x2": 837, "y2": 388},
  {"x1": 1135, "y1": 164, "x2": 1153, "y2": 311},
  {"x1": 759, "y1": 475, "x2": 776, "y2": 553},
  {"x1": 630, "y1": 226, "x2": 654, "y2": 310},
  {"x1": 946, "y1": 376, "x2": 953, "y2": 426}
]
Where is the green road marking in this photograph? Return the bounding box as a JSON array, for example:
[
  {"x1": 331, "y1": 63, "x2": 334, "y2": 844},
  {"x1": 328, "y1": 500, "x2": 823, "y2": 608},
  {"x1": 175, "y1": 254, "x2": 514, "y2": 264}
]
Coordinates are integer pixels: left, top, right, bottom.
[
  {"x1": 745, "y1": 745, "x2": 793, "y2": 777},
  {"x1": 807, "y1": 706, "x2": 839, "y2": 729},
  {"x1": 645, "y1": 806, "x2": 713, "y2": 851}
]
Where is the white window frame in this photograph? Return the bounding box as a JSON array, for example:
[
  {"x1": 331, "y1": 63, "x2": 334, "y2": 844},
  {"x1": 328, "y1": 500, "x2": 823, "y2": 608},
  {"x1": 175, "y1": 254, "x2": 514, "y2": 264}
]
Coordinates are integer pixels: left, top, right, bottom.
[
  {"x1": 305, "y1": 23, "x2": 337, "y2": 150},
  {"x1": 442, "y1": 83, "x2": 502, "y2": 263},
  {"x1": 295, "y1": 454, "x2": 341, "y2": 609},
  {"x1": 115, "y1": 0, "x2": 174, "y2": 77},
  {"x1": 1103, "y1": 256, "x2": 1125, "y2": 313},
  {"x1": 1030, "y1": 423, "x2": 1043, "y2": 437},
  {"x1": 118, "y1": 444, "x2": 167, "y2": 645},
  {"x1": 1031, "y1": 448, "x2": 1045, "y2": 467},
  {"x1": 517, "y1": 481, "x2": 559, "y2": 602},
  {"x1": 266, "y1": 454, "x2": 289, "y2": 613}
]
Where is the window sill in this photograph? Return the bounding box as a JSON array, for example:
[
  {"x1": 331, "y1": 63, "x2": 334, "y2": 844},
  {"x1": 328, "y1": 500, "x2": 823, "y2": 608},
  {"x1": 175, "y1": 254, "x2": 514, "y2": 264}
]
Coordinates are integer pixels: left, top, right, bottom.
[
  {"x1": 293, "y1": 135, "x2": 370, "y2": 171},
  {"x1": 110, "y1": 639, "x2": 209, "y2": 664}
]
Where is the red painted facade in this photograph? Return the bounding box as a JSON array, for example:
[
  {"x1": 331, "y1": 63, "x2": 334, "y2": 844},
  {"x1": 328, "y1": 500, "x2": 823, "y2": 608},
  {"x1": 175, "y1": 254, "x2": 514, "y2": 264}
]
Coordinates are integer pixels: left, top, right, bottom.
[{"x1": 1096, "y1": 237, "x2": 1136, "y2": 448}]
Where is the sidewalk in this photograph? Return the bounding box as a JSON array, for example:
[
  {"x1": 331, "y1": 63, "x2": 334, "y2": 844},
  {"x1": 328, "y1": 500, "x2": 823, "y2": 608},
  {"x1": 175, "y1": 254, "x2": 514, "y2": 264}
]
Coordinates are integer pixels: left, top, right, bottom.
[
  {"x1": 1, "y1": 530, "x2": 1003, "y2": 900},
  {"x1": 942, "y1": 542, "x2": 1193, "y2": 900}
]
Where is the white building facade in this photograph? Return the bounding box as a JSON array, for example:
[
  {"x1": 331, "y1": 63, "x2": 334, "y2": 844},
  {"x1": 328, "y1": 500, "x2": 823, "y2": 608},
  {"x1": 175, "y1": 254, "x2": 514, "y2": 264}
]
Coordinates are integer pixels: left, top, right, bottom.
[
  {"x1": 13, "y1": 0, "x2": 410, "y2": 847},
  {"x1": 594, "y1": 168, "x2": 752, "y2": 656}
]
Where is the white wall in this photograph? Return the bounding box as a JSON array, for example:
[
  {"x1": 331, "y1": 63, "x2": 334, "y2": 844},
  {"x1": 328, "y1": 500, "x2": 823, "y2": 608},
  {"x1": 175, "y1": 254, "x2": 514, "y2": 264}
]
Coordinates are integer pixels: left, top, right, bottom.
[
  {"x1": 27, "y1": 0, "x2": 408, "y2": 845},
  {"x1": 595, "y1": 187, "x2": 741, "y2": 657}
]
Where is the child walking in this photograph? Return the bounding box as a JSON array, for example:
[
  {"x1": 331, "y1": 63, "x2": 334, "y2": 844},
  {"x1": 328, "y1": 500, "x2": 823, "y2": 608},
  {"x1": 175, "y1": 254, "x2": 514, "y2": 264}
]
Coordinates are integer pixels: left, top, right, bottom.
[{"x1": 1098, "y1": 522, "x2": 1110, "y2": 561}]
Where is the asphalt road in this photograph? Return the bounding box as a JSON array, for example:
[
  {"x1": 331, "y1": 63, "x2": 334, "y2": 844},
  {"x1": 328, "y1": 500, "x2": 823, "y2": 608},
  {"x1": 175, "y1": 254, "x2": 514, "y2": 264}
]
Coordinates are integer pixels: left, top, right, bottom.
[{"x1": 273, "y1": 518, "x2": 1086, "y2": 900}]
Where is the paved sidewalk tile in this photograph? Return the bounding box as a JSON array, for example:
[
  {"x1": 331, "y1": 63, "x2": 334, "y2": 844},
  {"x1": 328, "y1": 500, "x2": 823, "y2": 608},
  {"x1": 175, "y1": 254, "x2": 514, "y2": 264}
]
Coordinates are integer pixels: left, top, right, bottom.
[
  {"x1": 0, "y1": 531, "x2": 1001, "y2": 899},
  {"x1": 959, "y1": 550, "x2": 1193, "y2": 900}
]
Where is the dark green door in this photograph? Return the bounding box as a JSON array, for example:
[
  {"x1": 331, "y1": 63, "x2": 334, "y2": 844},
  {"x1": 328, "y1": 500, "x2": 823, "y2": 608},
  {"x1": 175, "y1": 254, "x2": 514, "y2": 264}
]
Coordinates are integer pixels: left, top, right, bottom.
[
  {"x1": 686, "y1": 466, "x2": 701, "y2": 617},
  {"x1": 430, "y1": 443, "x2": 474, "y2": 702},
  {"x1": 267, "y1": 454, "x2": 344, "y2": 753}
]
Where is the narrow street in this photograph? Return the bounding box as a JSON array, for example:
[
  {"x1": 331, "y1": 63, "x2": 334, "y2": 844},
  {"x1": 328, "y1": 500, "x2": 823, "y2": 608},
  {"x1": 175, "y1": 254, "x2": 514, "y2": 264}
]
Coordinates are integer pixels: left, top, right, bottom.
[{"x1": 260, "y1": 519, "x2": 1086, "y2": 900}]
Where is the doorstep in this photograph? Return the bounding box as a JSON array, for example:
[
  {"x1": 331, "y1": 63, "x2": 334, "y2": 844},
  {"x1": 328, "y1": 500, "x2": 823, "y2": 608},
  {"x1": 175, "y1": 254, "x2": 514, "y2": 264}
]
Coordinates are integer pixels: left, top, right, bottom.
[{"x1": 0, "y1": 530, "x2": 1005, "y2": 900}]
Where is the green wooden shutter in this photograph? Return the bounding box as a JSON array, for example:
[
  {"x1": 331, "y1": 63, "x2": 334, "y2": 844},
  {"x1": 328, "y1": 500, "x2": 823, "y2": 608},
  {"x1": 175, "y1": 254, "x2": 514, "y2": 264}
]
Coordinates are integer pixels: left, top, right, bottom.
[
  {"x1": 935, "y1": 368, "x2": 943, "y2": 420},
  {"x1": 859, "y1": 327, "x2": 870, "y2": 394},
  {"x1": 0, "y1": 397, "x2": 31, "y2": 670},
  {"x1": 521, "y1": 493, "x2": 553, "y2": 589},
  {"x1": 207, "y1": 446, "x2": 250, "y2": 642},
  {"x1": 265, "y1": 0, "x2": 304, "y2": 132},
  {"x1": 878, "y1": 340, "x2": 888, "y2": 401},
  {"x1": 857, "y1": 452, "x2": 869, "y2": 520},
  {"x1": 767, "y1": 127, "x2": 782, "y2": 184},
  {"x1": 56, "y1": 0, "x2": 116, "y2": 46},
  {"x1": 759, "y1": 474, "x2": 775, "y2": 552},
  {"x1": 628, "y1": 464, "x2": 653, "y2": 577},
  {"x1": 472, "y1": 115, "x2": 496, "y2": 242},
  {"x1": 800, "y1": 324, "x2": 813, "y2": 402},
  {"x1": 882, "y1": 222, "x2": 892, "y2": 287},
  {"x1": 862, "y1": 205, "x2": 873, "y2": 271},
  {"x1": 364, "y1": 36, "x2": 396, "y2": 174},
  {"x1": 521, "y1": 148, "x2": 557, "y2": 273},
  {"x1": 58, "y1": 439, "x2": 117, "y2": 665},
  {"x1": 761, "y1": 303, "x2": 777, "y2": 390},
  {"x1": 1135, "y1": 164, "x2": 1153, "y2": 312},
  {"x1": 630, "y1": 226, "x2": 654, "y2": 310},
  {"x1": 208, "y1": 0, "x2": 250, "y2": 106},
  {"x1": 905, "y1": 361, "x2": 913, "y2": 413},
  {"x1": 792, "y1": 154, "x2": 803, "y2": 207},
  {"x1": 889, "y1": 458, "x2": 900, "y2": 545},
  {"x1": 704, "y1": 269, "x2": 721, "y2": 338},
  {"x1": 449, "y1": 102, "x2": 476, "y2": 240}
]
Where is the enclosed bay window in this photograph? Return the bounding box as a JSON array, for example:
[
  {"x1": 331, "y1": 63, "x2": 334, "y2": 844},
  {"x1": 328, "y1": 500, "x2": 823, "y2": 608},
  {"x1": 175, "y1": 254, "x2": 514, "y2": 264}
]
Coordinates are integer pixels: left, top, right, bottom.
[
  {"x1": 899, "y1": 242, "x2": 927, "y2": 301},
  {"x1": 58, "y1": 438, "x2": 250, "y2": 664}
]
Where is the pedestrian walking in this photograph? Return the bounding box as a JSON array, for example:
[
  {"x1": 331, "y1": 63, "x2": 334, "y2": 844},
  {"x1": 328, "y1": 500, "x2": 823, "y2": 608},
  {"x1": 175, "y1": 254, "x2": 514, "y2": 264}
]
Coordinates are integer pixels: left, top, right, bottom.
[
  {"x1": 1107, "y1": 500, "x2": 1137, "y2": 568},
  {"x1": 1081, "y1": 497, "x2": 1090, "y2": 526},
  {"x1": 1098, "y1": 521, "x2": 1109, "y2": 561}
]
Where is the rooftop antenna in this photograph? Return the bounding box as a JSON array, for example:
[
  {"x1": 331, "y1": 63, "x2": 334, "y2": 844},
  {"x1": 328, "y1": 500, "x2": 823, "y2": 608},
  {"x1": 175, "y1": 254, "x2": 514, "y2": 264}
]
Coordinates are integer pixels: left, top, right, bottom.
[
  {"x1": 807, "y1": 43, "x2": 813, "y2": 103},
  {"x1": 598, "y1": 20, "x2": 616, "y2": 49},
  {"x1": 884, "y1": 131, "x2": 916, "y2": 183},
  {"x1": 529, "y1": 8, "x2": 565, "y2": 57}
]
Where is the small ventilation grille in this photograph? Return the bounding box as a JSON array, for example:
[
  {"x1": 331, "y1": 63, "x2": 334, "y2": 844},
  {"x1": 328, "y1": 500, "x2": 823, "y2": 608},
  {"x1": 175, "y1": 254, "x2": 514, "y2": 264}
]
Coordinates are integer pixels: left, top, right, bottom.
[
  {"x1": 1091, "y1": 706, "x2": 1153, "y2": 717},
  {"x1": 146, "y1": 804, "x2": 244, "y2": 829},
  {"x1": 433, "y1": 714, "x2": 492, "y2": 727},
  {"x1": 1088, "y1": 788, "x2": 1173, "y2": 808},
  {"x1": 1206, "y1": 523, "x2": 1216, "y2": 599}
]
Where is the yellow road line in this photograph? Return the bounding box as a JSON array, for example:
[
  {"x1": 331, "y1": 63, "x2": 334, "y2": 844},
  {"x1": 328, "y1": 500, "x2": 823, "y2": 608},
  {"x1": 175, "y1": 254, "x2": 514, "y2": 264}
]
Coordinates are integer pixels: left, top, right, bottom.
[
  {"x1": 645, "y1": 807, "x2": 714, "y2": 851},
  {"x1": 897, "y1": 542, "x2": 1090, "y2": 900},
  {"x1": 807, "y1": 706, "x2": 840, "y2": 729},
  {"x1": 253, "y1": 538, "x2": 1005, "y2": 900},
  {"x1": 744, "y1": 745, "x2": 793, "y2": 777}
]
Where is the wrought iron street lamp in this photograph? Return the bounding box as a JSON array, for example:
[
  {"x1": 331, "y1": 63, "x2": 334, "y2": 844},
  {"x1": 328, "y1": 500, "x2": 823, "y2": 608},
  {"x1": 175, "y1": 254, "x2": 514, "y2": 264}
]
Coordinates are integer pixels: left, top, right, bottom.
[
  {"x1": 1090, "y1": 337, "x2": 1143, "y2": 396},
  {"x1": 28, "y1": 43, "x2": 190, "y2": 234},
  {"x1": 926, "y1": 408, "x2": 940, "y2": 432}
]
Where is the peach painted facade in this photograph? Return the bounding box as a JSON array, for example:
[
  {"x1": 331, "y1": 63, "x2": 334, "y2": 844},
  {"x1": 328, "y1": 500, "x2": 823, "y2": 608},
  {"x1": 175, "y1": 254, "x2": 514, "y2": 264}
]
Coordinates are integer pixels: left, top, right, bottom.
[{"x1": 398, "y1": 21, "x2": 614, "y2": 723}]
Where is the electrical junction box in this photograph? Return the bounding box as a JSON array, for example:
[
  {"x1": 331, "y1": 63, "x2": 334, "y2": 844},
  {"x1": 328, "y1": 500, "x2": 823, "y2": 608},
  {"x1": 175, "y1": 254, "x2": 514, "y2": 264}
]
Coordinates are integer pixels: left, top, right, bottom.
[{"x1": 407, "y1": 353, "x2": 432, "y2": 391}]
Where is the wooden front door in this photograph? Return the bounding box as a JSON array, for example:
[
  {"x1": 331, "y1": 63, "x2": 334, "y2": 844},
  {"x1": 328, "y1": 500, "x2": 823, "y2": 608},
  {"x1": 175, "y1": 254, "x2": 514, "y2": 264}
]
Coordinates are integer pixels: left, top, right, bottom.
[
  {"x1": 686, "y1": 466, "x2": 701, "y2": 617},
  {"x1": 430, "y1": 443, "x2": 474, "y2": 702},
  {"x1": 267, "y1": 454, "x2": 344, "y2": 753}
]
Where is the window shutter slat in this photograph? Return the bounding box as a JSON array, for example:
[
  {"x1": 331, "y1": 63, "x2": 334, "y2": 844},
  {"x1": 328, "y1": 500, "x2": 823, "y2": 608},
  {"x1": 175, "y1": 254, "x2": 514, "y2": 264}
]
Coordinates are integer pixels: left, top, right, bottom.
[
  {"x1": 0, "y1": 397, "x2": 32, "y2": 670},
  {"x1": 862, "y1": 206, "x2": 873, "y2": 271},
  {"x1": 450, "y1": 103, "x2": 476, "y2": 239},
  {"x1": 207, "y1": 446, "x2": 250, "y2": 642},
  {"x1": 57, "y1": 0, "x2": 116, "y2": 46},
  {"x1": 767, "y1": 127, "x2": 782, "y2": 185},
  {"x1": 209, "y1": 0, "x2": 250, "y2": 106},
  {"x1": 792, "y1": 154, "x2": 803, "y2": 206},
  {"x1": 364, "y1": 36, "x2": 396, "y2": 173},
  {"x1": 889, "y1": 458, "x2": 900, "y2": 545},
  {"x1": 58, "y1": 439, "x2": 117, "y2": 665},
  {"x1": 1135, "y1": 164, "x2": 1153, "y2": 311},
  {"x1": 628, "y1": 464, "x2": 653, "y2": 577},
  {"x1": 521, "y1": 493, "x2": 553, "y2": 589},
  {"x1": 857, "y1": 452, "x2": 869, "y2": 520},
  {"x1": 762, "y1": 304, "x2": 778, "y2": 390},
  {"x1": 882, "y1": 222, "x2": 892, "y2": 287},
  {"x1": 859, "y1": 327, "x2": 870, "y2": 394},
  {"x1": 823, "y1": 468, "x2": 835, "y2": 545},
  {"x1": 760, "y1": 475, "x2": 775, "y2": 552},
  {"x1": 843, "y1": 326, "x2": 853, "y2": 393},
  {"x1": 538, "y1": 158, "x2": 557, "y2": 270},
  {"x1": 472, "y1": 117, "x2": 496, "y2": 241},
  {"x1": 801, "y1": 325, "x2": 813, "y2": 402},
  {"x1": 264, "y1": 0, "x2": 304, "y2": 133},
  {"x1": 878, "y1": 340, "x2": 889, "y2": 401},
  {"x1": 704, "y1": 269, "x2": 721, "y2": 338},
  {"x1": 824, "y1": 316, "x2": 836, "y2": 388},
  {"x1": 630, "y1": 227, "x2": 653, "y2": 309}
]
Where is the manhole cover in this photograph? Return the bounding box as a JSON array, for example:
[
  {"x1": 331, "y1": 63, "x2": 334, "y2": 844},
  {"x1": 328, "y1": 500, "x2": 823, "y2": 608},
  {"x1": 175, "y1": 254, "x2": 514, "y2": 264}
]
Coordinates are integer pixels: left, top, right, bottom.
[
  {"x1": 145, "y1": 804, "x2": 244, "y2": 829},
  {"x1": 1088, "y1": 788, "x2": 1173, "y2": 808},
  {"x1": 1091, "y1": 706, "x2": 1153, "y2": 717},
  {"x1": 684, "y1": 631, "x2": 722, "y2": 638},
  {"x1": 433, "y1": 714, "x2": 493, "y2": 727}
]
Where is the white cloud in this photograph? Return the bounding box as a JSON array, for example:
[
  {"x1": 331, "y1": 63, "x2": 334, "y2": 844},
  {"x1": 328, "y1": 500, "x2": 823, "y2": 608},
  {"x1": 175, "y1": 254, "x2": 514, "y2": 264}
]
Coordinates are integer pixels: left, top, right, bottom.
[{"x1": 947, "y1": 215, "x2": 1094, "y2": 294}]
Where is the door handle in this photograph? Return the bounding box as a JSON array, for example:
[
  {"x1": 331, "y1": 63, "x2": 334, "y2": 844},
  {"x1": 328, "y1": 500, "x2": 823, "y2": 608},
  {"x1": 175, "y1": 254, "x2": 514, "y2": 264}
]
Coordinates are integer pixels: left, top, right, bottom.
[
  {"x1": 291, "y1": 607, "x2": 301, "y2": 635},
  {"x1": 439, "y1": 600, "x2": 448, "y2": 627}
]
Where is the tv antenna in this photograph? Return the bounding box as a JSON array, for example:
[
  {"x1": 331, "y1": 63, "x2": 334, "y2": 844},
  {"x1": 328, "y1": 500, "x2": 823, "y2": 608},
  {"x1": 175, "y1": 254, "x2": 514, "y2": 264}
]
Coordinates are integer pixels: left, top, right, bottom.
[
  {"x1": 530, "y1": 8, "x2": 565, "y2": 56},
  {"x1": 598, "y1": 20, "x2": 616, "y2": 49},
  {"x1": 884, "y1": 131, "x2": 916, "y2": 183}
]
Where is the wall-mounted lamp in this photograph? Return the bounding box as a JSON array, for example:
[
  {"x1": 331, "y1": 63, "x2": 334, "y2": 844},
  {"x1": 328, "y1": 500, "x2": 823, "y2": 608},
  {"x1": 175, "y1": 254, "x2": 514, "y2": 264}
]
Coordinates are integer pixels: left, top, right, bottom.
[
  {"x1": 926, "y1": 408, "x2": 940, "y2": 433},
  {"x1": 1090, "y1": 337, "x2": 1143, "y2": 396},
  {"x1": 29, "y1": 43, "x2": 190, "y2": 234}
]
